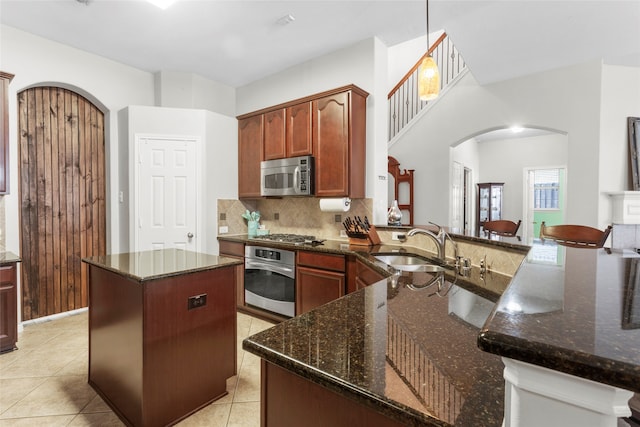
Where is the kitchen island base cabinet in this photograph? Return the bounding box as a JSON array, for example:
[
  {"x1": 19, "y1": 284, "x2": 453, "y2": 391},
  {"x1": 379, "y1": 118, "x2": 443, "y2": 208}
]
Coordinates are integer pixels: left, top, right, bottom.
[
  {"x1": 88, "y1": 264, "x2": 236, "y2": 427},
  {"x1": 261, "y1": 361, "x2": 405, "y2": 427}
]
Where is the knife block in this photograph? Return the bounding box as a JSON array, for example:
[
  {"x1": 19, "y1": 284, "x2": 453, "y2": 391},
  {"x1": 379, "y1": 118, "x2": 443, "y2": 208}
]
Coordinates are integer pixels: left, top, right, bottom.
[{"x1": 347, "y1": 225, "x2": 381, "y2": 246}]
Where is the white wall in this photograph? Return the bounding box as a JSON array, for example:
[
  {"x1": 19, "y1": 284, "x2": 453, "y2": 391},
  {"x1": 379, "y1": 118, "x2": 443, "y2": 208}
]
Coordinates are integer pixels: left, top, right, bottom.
[
  {"x1": 389, "y1": 60, "x2": 625, "y2": 229},
  {"x1": 236, "y1": 37, "x2": 389, "y2": 222},
  {"x1": 1, "y1": 25, "x2": 239, "y2": 255},
  {"x1": 477, "y1": 133, "x2": 569, "y2": 226},
  {"x1": 599, "y1": 65, "x2": 640, "y2": 225},
  {"x1": 204, "y1": 110, "x2": 238, "y2": 254},
  {"x1": 121, "y1": 106, "x2": 237, "y2": 255},
  {"x1": 154, "y1": 70, "x2": 236, "y2": 117},
  {"x1": 1, "y1": 25, "x2": 156, "y2": 255}
]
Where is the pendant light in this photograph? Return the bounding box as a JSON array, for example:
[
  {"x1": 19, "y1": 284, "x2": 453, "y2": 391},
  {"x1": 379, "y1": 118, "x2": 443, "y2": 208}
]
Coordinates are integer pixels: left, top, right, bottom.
[{"x1": 418, "y1": 0, "x2": 440, "y2": 101}]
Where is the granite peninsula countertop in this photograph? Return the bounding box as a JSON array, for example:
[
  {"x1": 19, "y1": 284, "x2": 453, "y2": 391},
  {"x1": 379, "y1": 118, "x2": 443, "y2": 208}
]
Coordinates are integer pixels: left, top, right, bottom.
[
  {"x1": 0, "y1": 251, "x2": 21, "y2": 266},
  {"x1": 479, "y1": 245, "x2": 640, "y2": 394},
  {"x1": 229, "y1": 232, "x2": 640, "y2": 424},
  {"x1": 233, "y1": 234, "x2": 510, "y2": 426},
  {"x1": 82, "y1": 248, "x2": 242, "y2": 282}
]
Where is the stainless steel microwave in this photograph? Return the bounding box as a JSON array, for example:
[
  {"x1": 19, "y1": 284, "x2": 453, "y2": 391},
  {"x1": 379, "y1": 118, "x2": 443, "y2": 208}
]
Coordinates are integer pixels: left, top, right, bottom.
[{"x1": 261, "y1": 155, "x2": 314, "y2": 197}]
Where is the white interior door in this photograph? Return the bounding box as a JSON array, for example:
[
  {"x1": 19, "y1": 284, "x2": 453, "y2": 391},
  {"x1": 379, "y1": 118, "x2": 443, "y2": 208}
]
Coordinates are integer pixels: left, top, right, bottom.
[{"x1": 136, "y1": 136, "x2": 198, "y2": 251}]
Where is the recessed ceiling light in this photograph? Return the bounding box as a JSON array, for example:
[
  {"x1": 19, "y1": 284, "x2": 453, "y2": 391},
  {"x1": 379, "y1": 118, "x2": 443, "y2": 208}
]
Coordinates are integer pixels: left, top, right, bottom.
[
  {"x1": 276, "y1": 14, "x2": 296, "y2": 26},
  {"x1": 510, "y1": 126, "x2": 524, "y2": 133},
  {"x1": 147, "y1": 0, "x2": 179, "y2": 10}
]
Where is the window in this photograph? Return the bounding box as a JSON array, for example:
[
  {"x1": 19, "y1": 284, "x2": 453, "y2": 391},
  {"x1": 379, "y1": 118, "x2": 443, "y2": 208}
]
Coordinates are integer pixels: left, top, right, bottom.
[{"x1": 533, "y1": 169, "x2": 560, "y2": 209}]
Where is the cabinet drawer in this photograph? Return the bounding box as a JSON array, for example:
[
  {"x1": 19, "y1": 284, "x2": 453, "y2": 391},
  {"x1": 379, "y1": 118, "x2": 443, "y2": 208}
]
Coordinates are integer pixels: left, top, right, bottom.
[
  {"x1": 0, "y1": 264, "x2": 16, "y2": 282},
  {"x1": 297, "y1": 251, "x2": 345, "y2": 272},
  {"x1": 219, "y1": 241, "x2": 245, "y2": 258}
]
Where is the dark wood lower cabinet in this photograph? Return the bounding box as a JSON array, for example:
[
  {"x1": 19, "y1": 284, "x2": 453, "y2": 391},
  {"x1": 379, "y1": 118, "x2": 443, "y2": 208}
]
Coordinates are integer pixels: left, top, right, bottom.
[
  {"x1": 347, "y1": 256, "x2": 387, "y2": 293},
  {"x1": 261, "y1": 361, "x2": 404, "y2": 427},
  {"x1": 296, "y1": 251, "x2": 345, "y2": 315},
  {"x1": 0, "y1": 262, "x2": 18, "y2": 353},
  {"x1": 218, "y1": 240, "x2": 245, "y2": 309},
  {"x1": 87, "y1": 264, "x2": 236, "y2": 427}
]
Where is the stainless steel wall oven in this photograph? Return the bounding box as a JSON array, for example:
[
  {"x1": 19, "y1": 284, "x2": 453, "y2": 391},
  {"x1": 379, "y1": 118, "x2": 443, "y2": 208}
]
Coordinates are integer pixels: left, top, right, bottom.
[{"x1": 244, "y1": 245, "x2": 295, "y2": 317}]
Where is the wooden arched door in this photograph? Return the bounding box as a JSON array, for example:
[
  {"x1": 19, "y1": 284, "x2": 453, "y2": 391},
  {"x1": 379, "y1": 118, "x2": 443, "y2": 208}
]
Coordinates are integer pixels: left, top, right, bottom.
[{"x1": 18, "y1": 86, "x2": 106, "y2": 320}]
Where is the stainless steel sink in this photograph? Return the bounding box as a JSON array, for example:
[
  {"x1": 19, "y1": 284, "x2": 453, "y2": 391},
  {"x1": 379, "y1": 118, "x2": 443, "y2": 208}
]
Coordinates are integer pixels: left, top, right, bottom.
[{"x1": 372, "y1": 253, "x2": 445, "y2": 272}]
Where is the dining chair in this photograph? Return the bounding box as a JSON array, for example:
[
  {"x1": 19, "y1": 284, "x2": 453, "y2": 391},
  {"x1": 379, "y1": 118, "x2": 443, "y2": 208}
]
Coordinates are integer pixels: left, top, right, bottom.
[
  {"x1": 483, "y1": 219, "x2": 521, "y2": 237},
  {"x1": 539, "y1": 222, "x2": 612, "y2": 248}
]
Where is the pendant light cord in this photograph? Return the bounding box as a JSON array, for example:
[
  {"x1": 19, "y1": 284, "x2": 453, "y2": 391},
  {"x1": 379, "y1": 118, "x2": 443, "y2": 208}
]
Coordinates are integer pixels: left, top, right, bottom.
[{"x1": 426, "y1": 0, "x2": 430, "y2": 53}]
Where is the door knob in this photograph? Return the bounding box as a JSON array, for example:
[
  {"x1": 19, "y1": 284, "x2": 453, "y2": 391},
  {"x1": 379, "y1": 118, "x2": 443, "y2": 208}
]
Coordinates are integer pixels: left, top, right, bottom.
[{"x1": 187, "y1": 232, "x2": 194, "y2": 238}]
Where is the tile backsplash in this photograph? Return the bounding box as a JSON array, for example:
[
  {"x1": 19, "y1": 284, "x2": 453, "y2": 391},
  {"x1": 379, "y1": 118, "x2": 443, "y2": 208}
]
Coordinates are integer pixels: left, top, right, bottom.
[{"x1": 217, "y1": 198, "x2": 372, "y2": 240}]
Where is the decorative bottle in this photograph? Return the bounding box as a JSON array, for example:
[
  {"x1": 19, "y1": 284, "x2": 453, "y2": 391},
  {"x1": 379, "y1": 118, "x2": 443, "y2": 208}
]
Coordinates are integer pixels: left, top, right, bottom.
[{"x1": 387, "y1": 200, "x2": 403, "y2": 226}]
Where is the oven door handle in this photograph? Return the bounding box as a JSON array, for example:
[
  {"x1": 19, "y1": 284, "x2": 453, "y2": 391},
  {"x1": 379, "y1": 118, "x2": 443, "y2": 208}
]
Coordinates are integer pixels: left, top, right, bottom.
[{"x1": 245, "y1": 260, "x2": 295, "y2": 279}]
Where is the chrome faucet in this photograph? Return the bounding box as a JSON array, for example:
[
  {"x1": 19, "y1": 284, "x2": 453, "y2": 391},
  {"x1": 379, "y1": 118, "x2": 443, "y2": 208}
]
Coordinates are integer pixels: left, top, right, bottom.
[{"x1": 407, "y1": 222, "x2": 458, "y2": 265}]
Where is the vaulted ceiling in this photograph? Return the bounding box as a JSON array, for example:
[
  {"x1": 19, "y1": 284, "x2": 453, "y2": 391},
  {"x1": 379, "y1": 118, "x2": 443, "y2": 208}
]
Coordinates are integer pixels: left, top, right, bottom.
[{"x1": 1, "y1": 0, "x2": 639, "y2": 88}]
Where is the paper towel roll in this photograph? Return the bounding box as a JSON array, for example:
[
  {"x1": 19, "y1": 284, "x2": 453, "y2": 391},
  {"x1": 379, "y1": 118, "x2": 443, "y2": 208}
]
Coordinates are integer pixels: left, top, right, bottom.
[{"x1": 319, "y1": 198, "x2": 351, "y2": 212}]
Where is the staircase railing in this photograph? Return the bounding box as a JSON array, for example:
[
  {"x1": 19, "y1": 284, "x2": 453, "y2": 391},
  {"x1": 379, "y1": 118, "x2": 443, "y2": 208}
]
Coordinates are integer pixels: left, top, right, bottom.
[{"x1": 388, "y1": 32, "x2": 466, "y2": 140}]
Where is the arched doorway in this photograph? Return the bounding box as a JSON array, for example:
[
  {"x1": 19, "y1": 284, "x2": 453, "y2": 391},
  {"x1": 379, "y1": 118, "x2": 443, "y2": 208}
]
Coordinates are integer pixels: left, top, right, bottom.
[
  {"x1": 451, "y1": 127, "x2": 568, "y2": 239},
  {"x1": 18, "y1": 86, "x2": 106, "y2": 320}
]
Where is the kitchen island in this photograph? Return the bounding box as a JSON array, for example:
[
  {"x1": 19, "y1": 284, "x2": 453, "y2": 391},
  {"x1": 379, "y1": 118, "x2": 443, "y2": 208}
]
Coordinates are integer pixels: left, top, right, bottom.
[{"x1": 83, "y1": 249, "x2": 241, "y2": 427}]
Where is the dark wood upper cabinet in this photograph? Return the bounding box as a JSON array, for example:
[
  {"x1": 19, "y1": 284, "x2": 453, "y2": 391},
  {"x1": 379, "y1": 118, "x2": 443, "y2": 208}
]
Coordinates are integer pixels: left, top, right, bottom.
[
  {"x1": 263, "y1": 109, "x2": 286, "y2": 160},
  {"x1": 238, "y1": 115, "x2": 264, "y2": 198},
  {"x1": 313, "y1": 87, "x2": 367, "y2": 198},
  {"x1": 237, "y1": 85, "x2": 368, "y2": 198},
  {"x1": 286, "y1": 102, "x2": 313, "y2": 157},
  {"x1": 264, "y1": 103, "x2": 313, "y2": 160},
  {"x1": 0, "y1": 71, "x2": 14, "y2": 195}
]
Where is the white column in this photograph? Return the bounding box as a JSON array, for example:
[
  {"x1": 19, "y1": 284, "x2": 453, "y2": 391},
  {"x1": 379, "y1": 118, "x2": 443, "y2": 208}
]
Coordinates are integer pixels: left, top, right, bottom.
[{"x1": 502, "y1": 357, "x2": 633, "y2": 427}]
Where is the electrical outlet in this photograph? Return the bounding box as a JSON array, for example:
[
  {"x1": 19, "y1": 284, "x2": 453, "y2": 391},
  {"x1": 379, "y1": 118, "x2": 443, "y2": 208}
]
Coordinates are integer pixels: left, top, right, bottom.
[
  {"x1": 392, "y1": 232, "x2": 405, "y2": 241},
  {"x1": 219, "y1": 226, "x2": 229, "y2": 234},
  {"x1": 340, "y1": 230, "x2": 348, "y2": 238},
  {"x1": 187, "y1": 294, "x2": 207, "y2": 310}
]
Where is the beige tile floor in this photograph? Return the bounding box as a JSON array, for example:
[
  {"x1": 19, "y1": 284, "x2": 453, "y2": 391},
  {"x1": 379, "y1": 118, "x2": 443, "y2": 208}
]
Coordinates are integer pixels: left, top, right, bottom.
[{"x1": 0, "y1": 310, "x2": 274, "y2": 427}]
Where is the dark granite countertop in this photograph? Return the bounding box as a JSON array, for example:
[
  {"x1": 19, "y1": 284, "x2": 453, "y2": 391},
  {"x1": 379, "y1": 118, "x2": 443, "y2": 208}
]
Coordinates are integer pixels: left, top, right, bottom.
[
  {"x1": 479, "y1": 244, "x2": 640, "y2": 393},
  {"x1": 220, "y1": 234, "x2": 514, "y2": 299},
  {"x1": 232, "y1": 232, "x2": 640, "y2": 424},
  {"x1": 242, "y1": 253, "x2": 507, "y2": 426},
  {"x1": 0, "y1": 251, "x2": 21, "y2": 266},
  {"x1": 82, "y1": 248, "x2": 242, "y2": 282}
]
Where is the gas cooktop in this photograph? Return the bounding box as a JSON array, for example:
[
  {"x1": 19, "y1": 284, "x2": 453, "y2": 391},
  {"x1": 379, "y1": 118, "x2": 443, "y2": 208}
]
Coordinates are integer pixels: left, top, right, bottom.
[{"x1": 251, "y1": 233, "x2": 324, "y2": 246}]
